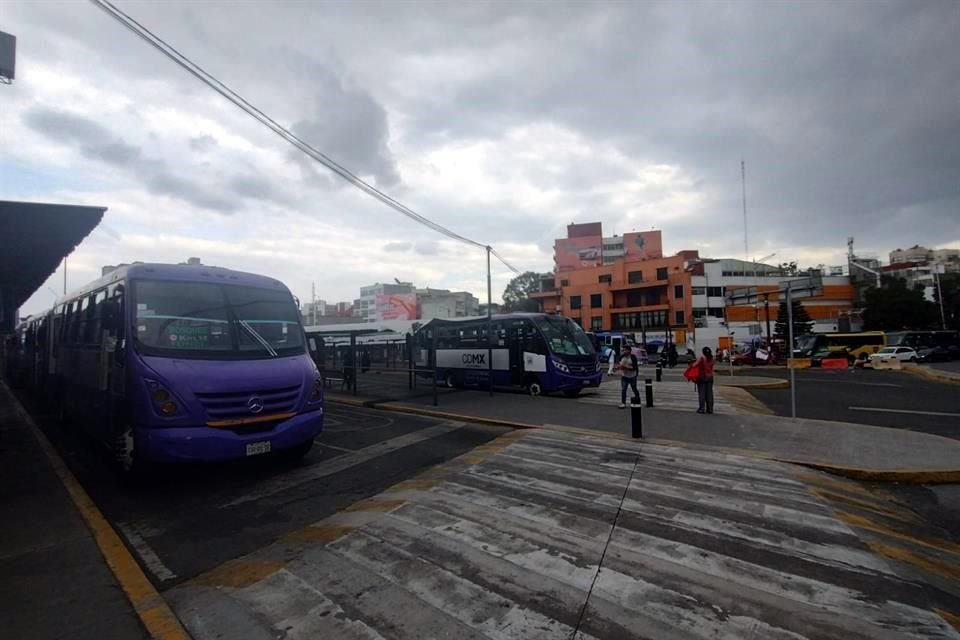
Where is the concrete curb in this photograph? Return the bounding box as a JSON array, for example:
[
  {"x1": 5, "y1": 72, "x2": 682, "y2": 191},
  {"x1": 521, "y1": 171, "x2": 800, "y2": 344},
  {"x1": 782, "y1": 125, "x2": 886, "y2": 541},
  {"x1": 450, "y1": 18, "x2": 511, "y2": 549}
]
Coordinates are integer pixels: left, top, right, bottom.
[
  {"x1": 904, "y1": 366, "x2": 960, "y2": 386},
  {"x1": 327, "y1": 397, "x2": 960, "y2": 485},
  {"x1": 719, "y1": 379, "x2": 790, "y2": 390}
]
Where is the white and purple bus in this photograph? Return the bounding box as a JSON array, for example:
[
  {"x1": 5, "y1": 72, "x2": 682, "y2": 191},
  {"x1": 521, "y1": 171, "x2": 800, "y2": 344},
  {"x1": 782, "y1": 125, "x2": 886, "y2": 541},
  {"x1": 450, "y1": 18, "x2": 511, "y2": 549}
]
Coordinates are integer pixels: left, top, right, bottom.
[
  {"x1": 414, "y1": 313, "x2": 602, "y2": 396},
  {"x1": 31, "y1": 263, "x2": 323, "y2": 477}
]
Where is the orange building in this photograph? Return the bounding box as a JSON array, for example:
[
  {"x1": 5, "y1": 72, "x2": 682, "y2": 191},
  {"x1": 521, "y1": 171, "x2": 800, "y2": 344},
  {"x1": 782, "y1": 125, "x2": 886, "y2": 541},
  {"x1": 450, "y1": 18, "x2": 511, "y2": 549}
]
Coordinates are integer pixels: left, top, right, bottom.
[{"x1": 531, "y1": 223, "x2": 857, "y2": 350}]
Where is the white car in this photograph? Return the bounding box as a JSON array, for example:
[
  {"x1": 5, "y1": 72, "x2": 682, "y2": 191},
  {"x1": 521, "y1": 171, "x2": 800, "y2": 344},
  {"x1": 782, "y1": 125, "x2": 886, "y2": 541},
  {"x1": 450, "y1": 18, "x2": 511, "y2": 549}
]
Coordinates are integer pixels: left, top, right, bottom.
[{"x1": 870, "y1": 346, "x2": 919, "y2": 363}]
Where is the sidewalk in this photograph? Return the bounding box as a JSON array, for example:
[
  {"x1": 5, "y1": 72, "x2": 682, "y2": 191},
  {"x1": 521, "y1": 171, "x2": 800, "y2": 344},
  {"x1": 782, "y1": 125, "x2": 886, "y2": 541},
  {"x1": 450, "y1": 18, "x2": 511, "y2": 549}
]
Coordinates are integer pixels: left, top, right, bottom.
[
  {"x1": 329, "y1": 385, "x2": 960, "y2": 483},
  {"x1": 0, "y1": 382, "x2": 152, "y2": 640}
]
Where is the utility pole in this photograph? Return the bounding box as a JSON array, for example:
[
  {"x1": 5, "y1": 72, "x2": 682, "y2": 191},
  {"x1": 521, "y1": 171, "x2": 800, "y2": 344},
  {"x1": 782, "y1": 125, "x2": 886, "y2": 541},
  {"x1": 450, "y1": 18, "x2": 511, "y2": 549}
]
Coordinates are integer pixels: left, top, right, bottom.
[
  {"x1": 787, "y1": 282, "x2": 797, "y2": 418},
  {"x1": 486, "y1": 246, "x2": 493, "y2": 397},
  {"x1": 742, "y1": 160, "x2": 748, "y2": 265},
  {"x1": 63, "y1": 256, "x2": 67, "y2": 294},
  {"x1": 935, "y1": 264, "x2": 947, "y2": 330}
]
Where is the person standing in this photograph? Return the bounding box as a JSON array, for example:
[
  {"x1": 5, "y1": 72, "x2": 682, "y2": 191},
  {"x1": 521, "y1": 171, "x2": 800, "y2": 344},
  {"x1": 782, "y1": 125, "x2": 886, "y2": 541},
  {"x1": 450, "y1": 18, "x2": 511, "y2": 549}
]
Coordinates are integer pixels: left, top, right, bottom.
[
  {"x1": 618, "y1": 345, "x2": 640, "y2": 408},
  {"x1": 695, "y1": 347, "x2": 715, "y2": 414},
  {"x1": 668, "y1": 343, "x2": 678, "y2": 368},
  {"x1": 607, "y1": 347, "x2": 617, "y2": 376}
]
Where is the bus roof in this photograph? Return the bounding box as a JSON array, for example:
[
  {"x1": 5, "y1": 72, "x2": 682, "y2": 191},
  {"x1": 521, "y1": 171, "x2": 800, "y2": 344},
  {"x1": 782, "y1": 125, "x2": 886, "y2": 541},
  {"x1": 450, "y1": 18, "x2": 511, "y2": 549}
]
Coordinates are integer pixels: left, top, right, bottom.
[
  {"x1": 418, "y1": 312, "x2": 556, "y2": 327},
  {"x1": 55, "y1": 263, "x2": 290, "y2": 307}
]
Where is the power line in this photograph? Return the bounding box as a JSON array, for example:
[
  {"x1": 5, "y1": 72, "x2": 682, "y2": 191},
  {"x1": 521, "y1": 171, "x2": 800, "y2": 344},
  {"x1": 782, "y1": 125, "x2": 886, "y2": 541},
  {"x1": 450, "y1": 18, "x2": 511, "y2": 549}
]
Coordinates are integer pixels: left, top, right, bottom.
[{"x1": 89, "y1": 0, "x2": 520, "y2": 274}]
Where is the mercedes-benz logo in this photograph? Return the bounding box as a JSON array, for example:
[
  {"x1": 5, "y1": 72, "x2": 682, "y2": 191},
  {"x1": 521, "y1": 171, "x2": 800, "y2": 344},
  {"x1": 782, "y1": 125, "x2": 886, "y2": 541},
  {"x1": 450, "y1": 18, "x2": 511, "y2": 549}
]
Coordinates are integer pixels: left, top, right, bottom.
[{"x1": 247, "y1": 396, "x2": 264, "y2": 414}]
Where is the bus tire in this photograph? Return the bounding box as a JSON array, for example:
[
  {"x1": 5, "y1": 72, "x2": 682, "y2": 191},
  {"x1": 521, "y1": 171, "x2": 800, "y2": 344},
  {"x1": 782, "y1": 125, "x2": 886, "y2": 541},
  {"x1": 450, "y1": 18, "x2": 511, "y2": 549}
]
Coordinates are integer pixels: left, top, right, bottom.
[
  {"x1": 563, "y1": 389, "x2": 581, "y2": 398},
  {"x1": 525, "y1": 379, "x2": 542, "y2": 396}
]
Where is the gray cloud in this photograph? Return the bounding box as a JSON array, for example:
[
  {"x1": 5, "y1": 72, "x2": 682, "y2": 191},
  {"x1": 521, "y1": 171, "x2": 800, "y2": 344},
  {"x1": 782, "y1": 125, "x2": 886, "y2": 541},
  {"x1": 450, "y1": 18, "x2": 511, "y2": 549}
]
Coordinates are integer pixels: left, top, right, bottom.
[
  {"x1": 290, "y1": 62, "x2": 400, "y2": 189},
  {"x1": 383, "y1": 241, "x2": 412, "y2": 252},
  {"x1": 23, "y1": 107, "x2": 142, "y2": 166},
  {"x1": 414, "y1": 241, "x2": 440, "y2": 256}
]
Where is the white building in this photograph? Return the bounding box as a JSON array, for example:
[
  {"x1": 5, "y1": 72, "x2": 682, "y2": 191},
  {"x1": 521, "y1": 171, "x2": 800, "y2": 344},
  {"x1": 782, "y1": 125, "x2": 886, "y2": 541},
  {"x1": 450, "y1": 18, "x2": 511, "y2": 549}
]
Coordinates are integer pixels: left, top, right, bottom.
[
  {"x1": 353, "y1": 282, "x2": 415, "y2": 322},
  {"x1": 417, "y1": 288, "x2": 479, "y2": 319}
]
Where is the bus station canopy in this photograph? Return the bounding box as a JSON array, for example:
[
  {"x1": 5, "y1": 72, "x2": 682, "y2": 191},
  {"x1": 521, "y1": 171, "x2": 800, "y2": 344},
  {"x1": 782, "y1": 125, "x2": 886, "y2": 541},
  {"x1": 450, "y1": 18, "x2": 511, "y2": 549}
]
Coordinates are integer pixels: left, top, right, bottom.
[{"x1": 0, "y1": 200, "x2": 106, "y2": 333}]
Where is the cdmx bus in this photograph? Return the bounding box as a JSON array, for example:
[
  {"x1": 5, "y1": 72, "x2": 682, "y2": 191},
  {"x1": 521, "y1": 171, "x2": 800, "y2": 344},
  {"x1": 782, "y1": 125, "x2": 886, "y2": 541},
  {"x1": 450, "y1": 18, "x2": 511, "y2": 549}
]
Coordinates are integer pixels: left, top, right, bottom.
[
  {"x1": 793, "y1": 331, "x2": 887, "y2": 359},
  {"x1": 413, "y1": 313, "x2": 602, "y2": 396},
  {"x1": 17, "y1": 263, "x2": 323, "y2": 477}
]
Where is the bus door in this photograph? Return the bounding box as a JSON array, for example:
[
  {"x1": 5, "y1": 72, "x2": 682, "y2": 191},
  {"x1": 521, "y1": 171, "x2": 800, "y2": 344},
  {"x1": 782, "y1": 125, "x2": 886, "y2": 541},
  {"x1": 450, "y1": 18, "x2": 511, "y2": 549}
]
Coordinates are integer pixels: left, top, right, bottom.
[{"x1": 507, "y1": 325, "x2": 525, "y2": 386}]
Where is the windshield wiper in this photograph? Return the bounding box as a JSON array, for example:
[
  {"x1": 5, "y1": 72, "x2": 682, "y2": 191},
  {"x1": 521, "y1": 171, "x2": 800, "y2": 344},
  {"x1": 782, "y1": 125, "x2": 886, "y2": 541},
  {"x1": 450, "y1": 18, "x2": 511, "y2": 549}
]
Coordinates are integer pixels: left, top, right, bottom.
[{"x1": 239, "y1": 320, "x2": 278, "y2": 357}]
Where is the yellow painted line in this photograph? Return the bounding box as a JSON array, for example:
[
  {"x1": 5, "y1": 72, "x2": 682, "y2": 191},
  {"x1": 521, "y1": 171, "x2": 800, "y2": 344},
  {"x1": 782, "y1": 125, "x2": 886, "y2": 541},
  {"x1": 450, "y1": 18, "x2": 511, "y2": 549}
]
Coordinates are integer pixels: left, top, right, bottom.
[
  {"x1": 187, "y1": 559, "x2": 284, "y2": 589},
  {"x1": 868, "y1": 542, "x2": 960, "y2": 582},
  {"x1": 18, "y1": 400, "x2": 191, "y2": 640},
  {"x1": 934, "y1": 609, "x2": 960, "y2": 634},
  {"x1": 809, "y1": 488, "x2": 922, "y2": 524},
  {"x1": 343, "y1": 498, "x2": 408, "y2": 513},
  {"x1": 383, "y1": 478, "x2": 446, "y2": 492},
  {"x1": 282, "y1": 524, "x2": 357, "y2": 545},
  {"x1": 836, "y1": 511, "x2": 960, "y2": 555}
]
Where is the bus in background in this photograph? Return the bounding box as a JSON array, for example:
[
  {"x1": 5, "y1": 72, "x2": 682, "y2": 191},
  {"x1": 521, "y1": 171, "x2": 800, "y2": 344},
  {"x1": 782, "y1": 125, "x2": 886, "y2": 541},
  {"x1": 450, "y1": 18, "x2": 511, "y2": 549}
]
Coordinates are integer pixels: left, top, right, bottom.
[
  {"x1": 414, "y1": 313, "x2": 601, "y2": 396},
  {"x1": 887, "y1": 330, "x2": 960, "y2": 360},
  {"x1": 793, "y1": 331, "x2": 887, "y2": 359},
  {"x1": 37, "y1": 263, "x2": 323, "y2": 477}
]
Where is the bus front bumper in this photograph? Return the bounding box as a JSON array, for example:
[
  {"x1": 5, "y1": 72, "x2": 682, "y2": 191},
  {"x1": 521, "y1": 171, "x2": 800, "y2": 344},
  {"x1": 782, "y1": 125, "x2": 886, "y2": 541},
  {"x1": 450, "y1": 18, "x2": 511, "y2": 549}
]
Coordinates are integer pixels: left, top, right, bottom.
[
  {"x1": 554, "y1": 371, "x2": 602, "y2": 390},
  {"x1": 138, "y1": 408, "x2": 324, "y2": 463}
]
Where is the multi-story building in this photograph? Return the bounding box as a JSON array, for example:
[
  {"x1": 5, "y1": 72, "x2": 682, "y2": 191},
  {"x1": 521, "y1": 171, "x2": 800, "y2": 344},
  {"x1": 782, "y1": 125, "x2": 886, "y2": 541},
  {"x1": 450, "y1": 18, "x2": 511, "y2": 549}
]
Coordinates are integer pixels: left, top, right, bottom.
[
  {"x1": 531, "y1": 222, "x2": 855, "y2": 352},
  {"x1": 417, "y1": 288, "x2": 479, "y2": 319},
  {"x1": 353, "y1": 282, "x2": 416, "y2": 322}
]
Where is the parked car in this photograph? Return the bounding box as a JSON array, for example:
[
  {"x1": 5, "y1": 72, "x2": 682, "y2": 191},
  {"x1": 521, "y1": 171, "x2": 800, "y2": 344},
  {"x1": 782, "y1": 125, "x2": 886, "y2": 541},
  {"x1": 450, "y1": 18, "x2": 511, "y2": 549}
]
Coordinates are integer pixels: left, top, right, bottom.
[
  {"x1": 731, "y1": 349, "x2": 779, "y2": 366},
  {"x1": 870, "y1": 346, "x2": 919, "y2": 364},
  {"x1": 811, "y1": 349, "x2": 854, "y2": 367}
]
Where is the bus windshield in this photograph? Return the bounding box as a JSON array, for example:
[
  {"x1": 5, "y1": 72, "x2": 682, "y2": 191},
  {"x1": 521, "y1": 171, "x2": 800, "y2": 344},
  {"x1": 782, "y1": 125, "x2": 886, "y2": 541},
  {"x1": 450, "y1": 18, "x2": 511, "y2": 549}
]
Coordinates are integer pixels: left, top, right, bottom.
[
  {"x1": 133, "y1": 280, "x2": 304, "y2": 359},
  {"x1": 793, "y1": 335, "x2": 822, "y2": 356},
  {"x1": 533, "y1": 315, "x2": 595, "y2": 357}
]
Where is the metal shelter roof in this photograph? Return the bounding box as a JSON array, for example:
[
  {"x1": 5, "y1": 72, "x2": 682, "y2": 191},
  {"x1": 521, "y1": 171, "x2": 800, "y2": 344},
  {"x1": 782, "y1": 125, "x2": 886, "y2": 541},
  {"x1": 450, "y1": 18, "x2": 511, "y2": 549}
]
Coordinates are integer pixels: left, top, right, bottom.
[{"x1": 0, "y1": 200, "x2": 106, "y2": 333}]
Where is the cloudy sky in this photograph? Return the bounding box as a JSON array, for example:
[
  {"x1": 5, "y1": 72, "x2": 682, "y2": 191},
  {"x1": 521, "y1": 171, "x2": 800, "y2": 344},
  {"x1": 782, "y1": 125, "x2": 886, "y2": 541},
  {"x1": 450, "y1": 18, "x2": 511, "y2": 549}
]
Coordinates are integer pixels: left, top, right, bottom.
[{"x1": 6, "y1": 0, "x2": 959, "y2": 316}]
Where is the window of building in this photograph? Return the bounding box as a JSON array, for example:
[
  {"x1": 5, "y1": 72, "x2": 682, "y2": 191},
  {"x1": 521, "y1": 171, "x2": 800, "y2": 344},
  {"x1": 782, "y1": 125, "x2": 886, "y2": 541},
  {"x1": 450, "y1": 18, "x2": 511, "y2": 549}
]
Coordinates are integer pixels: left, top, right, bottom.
[
  {"x1": 675, "y1": 310, "x2": 685, "y2": 325},
  {"x1": 570, "y1": 295, "x2": 582, "y2": 310},
  {"x1": 590, "y1": 293, "x2": 602, "y2": 308},
  {"x1": 598, "y1": 274, "x2": 612, "y2": 284},
  {"x1": 560, "y1": 279, "x2": 569, "y2": 286},
  {"x1": 611, "y1": 310, "x2": 667, "y2": 330},
  {"x1": 591, "y1": 316, "x2": 603, "y2": 331},
  {"x1": 674, "y1": 285, "x2": 684, "y2": 299},
  {"x1": 691, "y1": 287, "x2": 706, "y2": 296},
  {"x1": 626, "y1": 290, "x2": 643, "y2": 307},
  {"x1": 628, "y1": 270, "x2": 643, "y2": 284},
  {"x1": 656, "y1": 267, "x2": 668, "y2": 280},
  {"x1": 707, "y1": 286, "x2": 724, "y2": 297},
  {"x1": 708, "y1": 308, "x2": 725, "y2": 318},
  {"x1": 692, "y1": 308, "x2": 707, "y2": 318}
]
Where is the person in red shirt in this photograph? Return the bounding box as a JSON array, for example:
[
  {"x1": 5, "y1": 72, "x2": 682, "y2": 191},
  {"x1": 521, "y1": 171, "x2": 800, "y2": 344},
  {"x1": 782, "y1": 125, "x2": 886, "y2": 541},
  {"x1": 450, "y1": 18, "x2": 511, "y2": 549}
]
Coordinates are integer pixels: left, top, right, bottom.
[{"x1": 695, "y1": 347, "x2": 715, "y2": 414}]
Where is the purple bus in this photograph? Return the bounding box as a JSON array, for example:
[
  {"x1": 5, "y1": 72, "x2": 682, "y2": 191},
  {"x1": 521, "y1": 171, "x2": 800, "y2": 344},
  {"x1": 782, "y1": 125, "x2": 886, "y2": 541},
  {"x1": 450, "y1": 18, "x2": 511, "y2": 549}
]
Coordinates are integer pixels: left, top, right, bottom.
[{"x1": 39, "y1": 263, "x2": 323, "y2": 477}]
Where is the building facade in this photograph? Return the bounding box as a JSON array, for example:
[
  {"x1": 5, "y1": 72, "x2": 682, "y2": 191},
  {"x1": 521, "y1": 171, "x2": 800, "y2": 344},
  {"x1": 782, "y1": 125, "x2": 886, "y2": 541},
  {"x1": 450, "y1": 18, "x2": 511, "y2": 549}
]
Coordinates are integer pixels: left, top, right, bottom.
[
  {"x1": 353, "y1": 282, "x2": 416, "y2": 322},
  {"x1": 417, "y1": 288, "x2": 480, "y2": 319},
  {"x1": 532, "y1": 222, "x2": 856, "y2": 352}
]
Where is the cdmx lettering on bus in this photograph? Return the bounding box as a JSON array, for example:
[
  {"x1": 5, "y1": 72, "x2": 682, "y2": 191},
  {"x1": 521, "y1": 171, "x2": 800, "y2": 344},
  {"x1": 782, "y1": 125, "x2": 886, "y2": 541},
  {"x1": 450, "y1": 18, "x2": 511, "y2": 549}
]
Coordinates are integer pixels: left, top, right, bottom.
[{"x1": 462, "y1": 353, "x2": 486, "y2": 366}]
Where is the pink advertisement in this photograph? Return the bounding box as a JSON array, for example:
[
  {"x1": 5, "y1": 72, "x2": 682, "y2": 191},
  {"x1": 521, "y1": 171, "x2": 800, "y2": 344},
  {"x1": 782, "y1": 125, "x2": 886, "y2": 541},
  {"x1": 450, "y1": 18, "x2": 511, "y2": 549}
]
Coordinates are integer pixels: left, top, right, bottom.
[{"x1": 376, "y1": 293, "x2": 419, "y2": 321}]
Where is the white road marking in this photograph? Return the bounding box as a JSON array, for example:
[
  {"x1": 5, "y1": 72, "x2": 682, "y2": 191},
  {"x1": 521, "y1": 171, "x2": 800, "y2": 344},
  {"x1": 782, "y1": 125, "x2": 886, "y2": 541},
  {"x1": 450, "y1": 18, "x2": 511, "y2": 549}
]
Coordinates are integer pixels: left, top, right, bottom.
[
  {"x1": 221, "y1": 422, "x2": 466, "y2": 508},
  {"x1": 804, "y1": 380, "x2": 902, "y2": 387},
  {"x1": 116, "y1": 521, "x2": 177, "y2": 582},
  {"x1": 848, "y1": 406, "x2": 960, "y2": 417}
]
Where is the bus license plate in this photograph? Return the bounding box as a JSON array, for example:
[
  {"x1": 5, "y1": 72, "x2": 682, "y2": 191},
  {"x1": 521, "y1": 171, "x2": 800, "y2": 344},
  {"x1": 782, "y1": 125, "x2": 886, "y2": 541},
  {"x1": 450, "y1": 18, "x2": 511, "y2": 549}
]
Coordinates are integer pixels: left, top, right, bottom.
[{"x1": 246, "y1": 441, "x2": 271, "y2": 456}]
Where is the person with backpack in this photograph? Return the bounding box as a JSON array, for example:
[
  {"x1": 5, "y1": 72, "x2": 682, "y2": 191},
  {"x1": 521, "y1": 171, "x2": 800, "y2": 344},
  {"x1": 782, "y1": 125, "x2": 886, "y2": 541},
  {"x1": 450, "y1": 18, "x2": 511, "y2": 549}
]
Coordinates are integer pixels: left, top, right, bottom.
[{"x1": 617, "y1": 344, "x2": 640, "y2": 408}]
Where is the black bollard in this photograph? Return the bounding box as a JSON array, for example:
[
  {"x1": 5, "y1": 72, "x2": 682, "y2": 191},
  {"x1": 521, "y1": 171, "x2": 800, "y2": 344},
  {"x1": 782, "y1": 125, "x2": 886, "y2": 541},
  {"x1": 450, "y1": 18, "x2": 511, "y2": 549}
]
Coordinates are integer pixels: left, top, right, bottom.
[
  {"x1": 630, "y1": 397, "x2": 643, "y2": 438},
  {"x1": 645, "y1": 378, "x2": 654, "y2": 408},
  {"x1": 655, "y1": 363, "x2": 662, "y2": 382}
]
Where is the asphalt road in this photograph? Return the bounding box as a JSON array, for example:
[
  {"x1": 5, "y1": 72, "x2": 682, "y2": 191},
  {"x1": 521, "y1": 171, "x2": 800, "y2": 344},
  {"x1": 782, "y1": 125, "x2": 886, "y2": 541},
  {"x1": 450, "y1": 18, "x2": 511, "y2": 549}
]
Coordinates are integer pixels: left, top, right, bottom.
[
  {"x1": 26, "y1": 400, "x2": 508, "y2": 589},
  {"x1": 736, "y1": 367, "x2": 960, "y2": 439}
]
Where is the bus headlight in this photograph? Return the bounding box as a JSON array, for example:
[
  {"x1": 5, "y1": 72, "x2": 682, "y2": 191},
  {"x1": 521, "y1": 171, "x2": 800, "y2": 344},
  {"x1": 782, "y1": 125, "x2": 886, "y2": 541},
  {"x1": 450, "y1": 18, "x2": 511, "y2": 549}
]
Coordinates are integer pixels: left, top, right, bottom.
[
  {"x1": 309, "y1": 377, "x2": 323, "y2": 402},
  {"x1": 552, "y1": 360, "x2": 570, "y2": 373},
  {"x1": 145, "y1": 379, "x2": 181, "y2": 416}
]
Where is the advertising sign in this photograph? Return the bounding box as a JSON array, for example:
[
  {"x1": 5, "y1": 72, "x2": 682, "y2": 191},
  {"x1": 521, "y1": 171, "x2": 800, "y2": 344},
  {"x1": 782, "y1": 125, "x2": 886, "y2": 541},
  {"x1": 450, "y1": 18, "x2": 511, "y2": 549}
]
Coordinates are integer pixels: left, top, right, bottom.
[
  {"x1": 555, "y1": 235, "x2": 603, "y2": 271},
  {"x1": 623, "y1": 230, "x2": 663, "y2": 261},
  {"x1": 376, "y1": 293, "x2": 418, "y2": 321}
]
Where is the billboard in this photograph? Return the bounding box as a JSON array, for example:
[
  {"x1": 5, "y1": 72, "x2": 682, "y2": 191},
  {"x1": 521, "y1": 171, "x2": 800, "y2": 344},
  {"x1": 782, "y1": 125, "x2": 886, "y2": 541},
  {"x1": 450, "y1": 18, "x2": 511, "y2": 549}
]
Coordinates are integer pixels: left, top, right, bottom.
[
  {"x1": 555, "y1": 235, "x2": 603, "y2": 271},
  {"x1": 623, "y1": 231, "x2": 663, "y2": 262},
  {"x1": 376, "y1": 293, "x2": 418, "y2": 321}
]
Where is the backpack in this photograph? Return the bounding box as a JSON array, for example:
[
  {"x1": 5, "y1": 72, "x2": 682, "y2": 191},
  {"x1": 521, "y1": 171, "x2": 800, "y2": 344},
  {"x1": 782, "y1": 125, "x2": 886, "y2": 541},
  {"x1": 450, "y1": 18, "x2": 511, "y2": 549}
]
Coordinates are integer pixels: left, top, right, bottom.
[{"x1": 683, "y1": 361, "x2": 702, "y2": 383}]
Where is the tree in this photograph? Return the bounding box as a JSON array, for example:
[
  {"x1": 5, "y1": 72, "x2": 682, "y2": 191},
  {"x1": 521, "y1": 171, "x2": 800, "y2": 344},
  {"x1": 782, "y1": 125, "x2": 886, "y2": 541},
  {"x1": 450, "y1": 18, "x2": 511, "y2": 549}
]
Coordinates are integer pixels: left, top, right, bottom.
[
  {"x1": 862, "y1": 278, "x2": 937, "y2": 331},
  {"x1": 774, "y1": 299, "x2": 815, "y2": 341},
  {"x1": 778, "y1": 261, "x2": 800, "y2": 277},
  {"x1": 502, "y1": 271, "x2": 551, "y2": 312}
]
